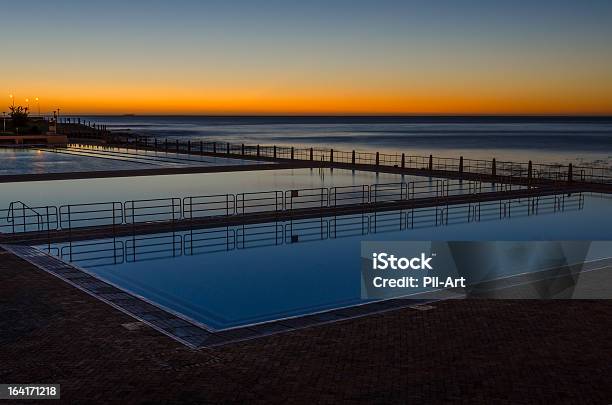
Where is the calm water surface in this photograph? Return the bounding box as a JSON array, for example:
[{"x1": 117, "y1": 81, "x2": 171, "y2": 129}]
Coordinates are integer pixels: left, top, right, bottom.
[
  {"x1": 38, "y1": 193, "x2": 612, "y2": 329},
  {"x1": 74, "y1": 116, "x2": 612, "y2": 166}
]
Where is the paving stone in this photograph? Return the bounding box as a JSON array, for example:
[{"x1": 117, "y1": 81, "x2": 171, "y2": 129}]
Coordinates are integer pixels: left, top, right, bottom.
[{"x1": 1, "y1": 245, "x2": 612, "y2": 404}]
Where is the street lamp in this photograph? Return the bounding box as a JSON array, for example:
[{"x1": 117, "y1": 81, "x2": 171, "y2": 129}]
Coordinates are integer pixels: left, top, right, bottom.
[
  {"x1": 25, "y1": 98, "x2": 29, "y2": 110},
  {"x1": 9, "y1": 94, "x2": 14, "y2": 107},
  {"x1": 35, "y1": 97, "x2": 40, "y2": 116}
]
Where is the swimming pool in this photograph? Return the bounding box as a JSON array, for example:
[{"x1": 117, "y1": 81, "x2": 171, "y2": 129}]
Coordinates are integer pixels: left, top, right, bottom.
[
  {"x1": 0, "y1": 167, "x2": 446, "y2": 208},
  {"x1": 35, "y1": 193, "x2": 612, "y2": 330},
  {"x1": 0, "y1": 145, "x2": 263, "y2": 175}
]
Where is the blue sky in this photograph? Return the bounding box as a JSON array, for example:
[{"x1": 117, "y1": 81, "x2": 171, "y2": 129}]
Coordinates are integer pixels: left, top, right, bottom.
[{"x1": 2, "y1": 0, "x2": 612, "y2": 114}]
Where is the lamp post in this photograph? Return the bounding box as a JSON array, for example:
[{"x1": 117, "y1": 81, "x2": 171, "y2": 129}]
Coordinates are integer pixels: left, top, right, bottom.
[
  {"x1": 35, "y1": 97, "x2": 40, "y2": 116},
  {"x1": 25, "y1": 98, "x2": 29, "y2": 110},
  {"x1": 9, "y1": 94, "x2": 14, "y2": 107}
]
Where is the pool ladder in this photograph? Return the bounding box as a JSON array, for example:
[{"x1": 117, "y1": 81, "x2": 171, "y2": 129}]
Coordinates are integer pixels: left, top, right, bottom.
[{"x1": 6, "y1": 201, "x2": 44, "y2": 233}]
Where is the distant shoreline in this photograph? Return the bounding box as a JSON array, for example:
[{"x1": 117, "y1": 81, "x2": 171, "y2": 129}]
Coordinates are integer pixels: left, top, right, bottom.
[{"x1": 60, "y1": 114, "x2": 612, "y2": 122}]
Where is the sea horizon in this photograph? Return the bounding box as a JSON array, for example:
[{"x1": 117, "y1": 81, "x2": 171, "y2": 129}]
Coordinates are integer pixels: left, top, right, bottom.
[{"x1": 57, "y1": 114, "x2": 612, "y2": 167}]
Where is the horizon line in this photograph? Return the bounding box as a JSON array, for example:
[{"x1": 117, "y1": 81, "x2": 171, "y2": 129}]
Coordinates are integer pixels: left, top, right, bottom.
[{"x1": 54, "y1": 112, "x2": 612, "y2": 117}]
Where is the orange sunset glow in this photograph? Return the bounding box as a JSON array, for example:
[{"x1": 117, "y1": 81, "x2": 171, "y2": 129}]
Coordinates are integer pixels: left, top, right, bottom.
[
  {"x1": 3, "y1": 1, "x2": 612, "y2": 115},
  {"x1": 8, "y1": 81, "x2": 612, "y2": 115}
]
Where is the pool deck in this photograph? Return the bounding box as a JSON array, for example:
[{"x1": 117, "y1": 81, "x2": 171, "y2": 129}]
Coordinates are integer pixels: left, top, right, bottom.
[{"x1": 2, "y1": 246, "x2": 612, "y2": 403}]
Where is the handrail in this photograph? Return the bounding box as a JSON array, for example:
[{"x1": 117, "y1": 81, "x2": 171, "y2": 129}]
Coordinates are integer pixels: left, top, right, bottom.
[
  {"x1": 114, "y1": 136, "x2": 612, "y2": 185},
  {"x1": 0, "y1": 178, "x2": 591, "y2": 236},
  {"x1": 36, "y1": 192, "x2": 585, "y2": 264},
  {"x1": 6, "y1": 200, "x2": 44, "y2": 233}
]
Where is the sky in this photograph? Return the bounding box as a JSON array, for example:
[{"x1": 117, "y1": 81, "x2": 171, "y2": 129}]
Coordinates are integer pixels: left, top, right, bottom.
[{"x1": 2, "y1": 0, "x2": 612, "y2": 115}]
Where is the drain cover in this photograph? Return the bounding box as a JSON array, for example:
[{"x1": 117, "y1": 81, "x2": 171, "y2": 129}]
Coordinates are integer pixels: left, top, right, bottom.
[
  {"x1": 409, "y1": 304, "x2": 435, "y2": 311},
  {"x1": 122, "y1": 322, "x2": 145, "y2": 331}
]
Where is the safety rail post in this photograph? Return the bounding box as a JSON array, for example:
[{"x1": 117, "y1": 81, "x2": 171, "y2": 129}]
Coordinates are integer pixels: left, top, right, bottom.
[
  {"x1": 187, "y1": 140, "x2": 191, "y2": 154},
  {"x1": 213, "y1": 142, "x2": 217, "y2": 154},
  {"x1": 492, "y1": 158, "x2": 496, "y2": 177},
  {"x1": 127, "y1": 201, "x2": 135, "y2": 260},
  {"x1": 568, "y1": 163, "x2": 573, "y2": 183},
  {"x1": 376, "y1": 152, "x2": 379, "y2": 166},
  {"x1": 352, "y1": 150, "x2": 355, "y2": 165},
  {"x1": 429, "y1": 155, "x2": 433, "y2": 171},
  {"x1": 200, "y1": 140, "x2": 203, "y2": 154},
  {"x1": 528, "y1": 160, "x2": 533, "y2": 181},
  {"x1": 227, "y1": 142, "x2": 230, "y2": 155},
  {"x1": 242, "y1": 144, "x2": 245, "y2": 156},
  {"x1": 310, "y1": 148, "x2": 313, "y2": 161},
  {"x1": 273, "y1": 145, "x2": 277, "y2": 158},
  {"x1": 459, "y1": 156, "x2": 464, "y2": 173},
  {"x1": 175, "y1": 139, "x2": 179, "y2": 152},
  {"x1": 172, "y1": 198, "x2": 177, "y2": 225},
  {"x1": 330, "y1": 149, "x2": 334, "y2": 163},
  {"x1": 186, "y1": 196, "x2": 193, "y2": 221},
  {"x1": 154, "y1": 138, "x2": 158, "y2": 149},
  {"x1": 257, "y1": 144, "x2": 260, "y2": 157},
  {"x1": 67, "y1": 204, "x2": 73, "y2": 260},
  {"x1": 401, "y1": 153, "x2": 405, "y2": 169},
  {"x1": 45, "y1": 206, "x2": 51, "y2": 250},
  {"x1": 112, "y1": 202, "x2": 117, "y2": 237},
  {"x1": 21, "y1": 204, "x2": 26, "y2": 233},
  {"x1": 165, "y1": 138, "x2": 168, "y2": 153},
  {"x1": 291, "y1": 147, "x2": 294, "y2": 160}
]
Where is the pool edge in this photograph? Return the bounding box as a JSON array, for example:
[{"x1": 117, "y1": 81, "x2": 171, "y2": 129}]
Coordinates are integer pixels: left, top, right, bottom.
[{"x1": 1, "y1": 244, "x2": 429, "y2": 349}]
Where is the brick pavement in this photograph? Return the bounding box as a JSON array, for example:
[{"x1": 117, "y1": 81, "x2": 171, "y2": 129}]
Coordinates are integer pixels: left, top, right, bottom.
[{"x1": 1, "y1": 248, "x2": 611, "y2": 404}]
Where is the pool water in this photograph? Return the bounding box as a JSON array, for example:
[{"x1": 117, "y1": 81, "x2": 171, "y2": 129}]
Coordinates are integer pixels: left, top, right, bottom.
[
  {"x1": 0, "y1": 168, "x2": 443, "y2": 208},
  {"x1": 37, "y1": 193, "x2": 612, "y2": 330},
  {"x1": 0, "y1": 145, "x2": 262, "y2": 175}
]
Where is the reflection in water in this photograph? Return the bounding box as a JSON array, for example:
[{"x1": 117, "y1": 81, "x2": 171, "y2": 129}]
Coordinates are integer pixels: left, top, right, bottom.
[
  {"x1": 35, "y1": 192, "x2": 612, "y2": 330},
  {"x1": 0, "y1": 145, "x2": 262, "y2": 176},
  {"x1": 45, "y1": 193, "x2": 585, "y2": 267},
  {"x1": 74, "y1": 115, "x2": 612, "y2": 166}
]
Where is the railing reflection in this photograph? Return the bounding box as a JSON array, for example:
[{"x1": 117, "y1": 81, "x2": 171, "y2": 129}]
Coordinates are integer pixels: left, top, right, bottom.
[
  {"x1": 125, "y1": 234, "x2": 182, "y2": 262},
  {"x1": 40, "y1": 193, "x2": 585, "y2": 267},
  {"x1": 184, "y1": 228, "x2": 235, "y2": 255},
  {"x1": 60, "y1": 239, "x2": 124, "y2": 267},
  {"x1": 0, "y1": 178, "x2": 561, "y2": 236}
]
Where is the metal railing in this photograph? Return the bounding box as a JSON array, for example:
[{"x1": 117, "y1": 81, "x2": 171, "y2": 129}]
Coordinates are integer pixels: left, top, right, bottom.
[
  {"x1": 2, "y1": 201, "x2": 57, "y2": 234},
  {"x1": 41, "y1": 192, "x2": 585, "y2": 266},
  {"x1": 236, "y1": 191, "x2": 284, "y2": 214},
  {"x1": 183, "y1": 194, "x2": 235, "y2": 219},
  {"x1": 285, "y1": 188, "x2": 328, "y2": 211},
  {"x1": 124, "y1": 198, "x2": 181, "y2": 224},
  {"x1": 65, "y1": 137, "x2": 612, "y2": 186},
  {"x1": 0, "y1": 178, "x2": 573, "y2": 236},
  {"x1": 59, "y1": 202, "x2": 122, "y2": 229},
  {"x1": 329, "y1": 185, "x2": 370, "y2": 207},
  {"x1": 110, "y1": 137, "x2": 612, "y2": 185}
]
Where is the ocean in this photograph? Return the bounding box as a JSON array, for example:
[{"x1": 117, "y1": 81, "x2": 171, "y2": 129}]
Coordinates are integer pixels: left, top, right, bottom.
[{"x1": 72, "y1": 116, "x2": 612, "y2": 166}]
